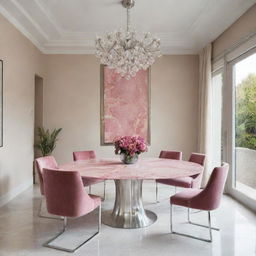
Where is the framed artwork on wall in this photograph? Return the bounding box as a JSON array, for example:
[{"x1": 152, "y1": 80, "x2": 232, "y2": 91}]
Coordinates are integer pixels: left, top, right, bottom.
[
  {"x1": 0, "y1": 60, "x2": 2, "y2": 147},
  {"x1": 100, "y1": 65, "x2": 151, "y2": 145}
]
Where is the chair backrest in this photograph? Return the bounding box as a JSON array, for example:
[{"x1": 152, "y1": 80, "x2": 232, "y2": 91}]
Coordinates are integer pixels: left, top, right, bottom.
[
  {"x1": 73, "y1": 150, "x2": 96, "y2": 161},
  {"x1": 191, "y1": 163, "x2": 229, "y2": 211},
  {"x1": 189, "y1": 153, "x2": 206, "y2": 166},
  {"x1": 159, "y1": 150, "x2": 182, "y2": 160},
  {"x1": 43, "y1": 168, "x2": 95, "y2": 218},
  {"x1": 34, "y1": 156, "x2": 58, "y2": 195}
]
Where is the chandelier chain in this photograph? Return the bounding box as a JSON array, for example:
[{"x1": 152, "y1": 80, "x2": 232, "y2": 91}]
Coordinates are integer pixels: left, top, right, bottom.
[{"x1": 127, "y1": 8, "x2": 131, "y2": 32}]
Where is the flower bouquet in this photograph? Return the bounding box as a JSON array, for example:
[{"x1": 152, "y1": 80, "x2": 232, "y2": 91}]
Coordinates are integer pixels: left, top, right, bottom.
[{"x1": 114, "y1": 136, "x2": 148, "y2": 164}]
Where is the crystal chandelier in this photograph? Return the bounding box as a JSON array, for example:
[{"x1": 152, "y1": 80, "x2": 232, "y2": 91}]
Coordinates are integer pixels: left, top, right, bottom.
[{"x1": 95, "y1": 0, "x2": 161, "y2": 79}]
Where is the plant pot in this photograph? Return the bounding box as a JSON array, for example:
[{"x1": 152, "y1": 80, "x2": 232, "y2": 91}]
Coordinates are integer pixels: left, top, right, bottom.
[{"x1": 120, "y1": 153, "x2": 138, "y2": 164}]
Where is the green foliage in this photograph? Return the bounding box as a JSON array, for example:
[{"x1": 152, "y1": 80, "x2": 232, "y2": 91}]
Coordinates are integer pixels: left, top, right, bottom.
[
  {"x1": 236, "y1": 74, "x2": 256, "y2": 150},
  {"x1": 35, "y1": 127, "x2": 62, "y2": 156}
]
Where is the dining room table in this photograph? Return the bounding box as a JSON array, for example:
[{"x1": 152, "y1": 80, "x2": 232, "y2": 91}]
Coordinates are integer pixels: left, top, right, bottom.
[{"x1": 60, "y1": 157, "x2": 203, "y2": 229}]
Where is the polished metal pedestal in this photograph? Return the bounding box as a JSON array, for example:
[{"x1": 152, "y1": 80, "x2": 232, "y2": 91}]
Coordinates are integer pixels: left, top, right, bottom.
[{"x1": 102, "y1": 180, "x2": 157, "y2": 229}]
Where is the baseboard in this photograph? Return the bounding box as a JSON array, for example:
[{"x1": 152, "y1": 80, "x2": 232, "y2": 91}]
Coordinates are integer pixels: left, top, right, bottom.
[{"x1": 0, "y1": 179, "x2": 33, "y2": 208}]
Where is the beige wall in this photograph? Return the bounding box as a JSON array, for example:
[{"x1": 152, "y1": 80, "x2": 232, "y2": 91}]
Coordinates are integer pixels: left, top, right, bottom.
[
  {"x1": 44, "y1": 55, "x2": 199, "y2": 164},
  {"x1": 213, "y1": 4, "x2": 256, "y2": 58},
  {"x1": 0, "y1": 14, "x2": 45, "y2": 203},
  {"x1": 0, "y1": 13, "x2": 199, "y2": 204}
]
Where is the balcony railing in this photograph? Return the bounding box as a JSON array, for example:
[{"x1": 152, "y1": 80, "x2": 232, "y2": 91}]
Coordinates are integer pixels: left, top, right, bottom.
[{"x1": 235, "y1": 147, "x2": 256, "y2": 198}]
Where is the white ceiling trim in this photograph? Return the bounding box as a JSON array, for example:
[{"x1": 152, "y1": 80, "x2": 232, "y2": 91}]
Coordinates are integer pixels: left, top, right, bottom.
[
  {"x1": 0, "y1": 0, "x2": 204, "y2": 54},
  {"x1": 0, "y1": 3, "x2": 45, "y2": 52},
  {"x1": 0, "y1": 0, "x2": 255, "y2": 55},
  {"x1": 12, "y1": 0, "x2": 49, "y2": 41},
  {"x1": 34, "y1": 0, "x2": 62, "y2": 36},
  {"x1": 42, "y1": 47, "x2": 197, "y2": 55}
]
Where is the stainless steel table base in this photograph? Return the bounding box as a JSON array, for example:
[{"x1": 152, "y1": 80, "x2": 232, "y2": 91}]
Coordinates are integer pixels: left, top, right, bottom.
[{"x1": 102, "y1": 179, "x2": 157, "y2": 229}]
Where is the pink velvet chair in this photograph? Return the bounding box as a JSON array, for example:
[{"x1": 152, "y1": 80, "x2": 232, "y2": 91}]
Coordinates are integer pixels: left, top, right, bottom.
[
  {"x1": 159, "y1": 150, "x2": 183, "y2": 160},
  {"x1": 43, "y1": 168, "x2": 101, "y2": 253},
  {"x1": 155, "y1": 151, "x2": 183, "y2": 202},
  {"x1": 34, "y1": 156, "x2": 59, "y2": 219},
  {"x1": 73, "y1": 150, "x2": 96, "y2": 161},
  {"x1": 73, "y1": 150, "x2": 106, "y2": 200},
  {"x1": 156, "y1": 152, "x2": 206, "y2": 202},
  {"x1": 170, "y1": 163, "x2": 229, "y2": 242}
]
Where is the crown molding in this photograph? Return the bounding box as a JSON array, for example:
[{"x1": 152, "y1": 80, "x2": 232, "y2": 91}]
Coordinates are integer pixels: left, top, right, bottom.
[
  {"x1": 0, "y1": 2, "x2": 195, "y2": 55},
  {"x1": 0, "y1": 0, "x2": 254, "y2": 55},
  {"x1": 0, "y1": 4, "x2": 44, "y2": 52},
  {"x1": 11, "y1": 0, "x2": 49, "y2": 40},
  {"x1": 42, "y1": 46, "x2": 198, "y2": 55},
  {"x1": 34, "y1": 0, "x2": 63, "y2": 35},
  {"x1": 0, "y1": 0, "x2": 201, "y2": 55}
]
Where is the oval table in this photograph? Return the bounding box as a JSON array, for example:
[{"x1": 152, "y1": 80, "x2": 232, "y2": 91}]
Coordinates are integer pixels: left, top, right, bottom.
[{"x1": 60, "y1": 158, "x2": 203, "y2": 229}]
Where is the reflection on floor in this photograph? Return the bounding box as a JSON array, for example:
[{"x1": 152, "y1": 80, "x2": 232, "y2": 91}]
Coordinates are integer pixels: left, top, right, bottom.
[{"x1": 0, "y1": 180, "x2": 255, "y2": 256}]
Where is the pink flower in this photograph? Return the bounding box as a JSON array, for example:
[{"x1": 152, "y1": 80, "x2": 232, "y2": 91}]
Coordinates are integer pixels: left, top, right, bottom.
[{"x1": 113, "y1": 136, "x2": 148, "y2": 156}]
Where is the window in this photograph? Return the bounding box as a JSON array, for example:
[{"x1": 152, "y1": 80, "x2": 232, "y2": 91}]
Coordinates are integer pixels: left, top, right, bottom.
[{"x1": 232, "y1": 52, "x2": 256, "y2": 199}]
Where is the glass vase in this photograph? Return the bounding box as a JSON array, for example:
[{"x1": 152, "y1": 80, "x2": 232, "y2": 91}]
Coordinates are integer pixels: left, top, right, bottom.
[{"x1": 120, "y1": 153, "x2": 138, "y2": 164}]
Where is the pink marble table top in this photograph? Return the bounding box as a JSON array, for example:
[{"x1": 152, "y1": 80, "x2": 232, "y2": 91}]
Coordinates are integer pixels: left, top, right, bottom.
[{"x1": 59, "y1": 158, "x2": 203, "y2": 180}]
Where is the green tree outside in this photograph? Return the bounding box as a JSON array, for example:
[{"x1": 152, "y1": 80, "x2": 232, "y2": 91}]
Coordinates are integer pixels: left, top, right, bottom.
[{"x1": 236, "y1": 74, "x2": 256, "y2": 150}]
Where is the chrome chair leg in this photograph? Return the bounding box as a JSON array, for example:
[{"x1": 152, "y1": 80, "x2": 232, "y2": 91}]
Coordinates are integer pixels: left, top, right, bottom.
[
  {"x1": 88, "y1": 182, "x2": 106, "y2": 201},
  {"x1": 170, "y1": 204, "x2": 173, "y2": 233},
  {"x1": 170, "y1": 205, "x2": 218, "y2": 242},
  {"x1": 44, "y1": 206, "x2": 101, "y2": 253},
  {"x1": 103, "y1": 181, "x2": 106, "y2": 201},
  {"x1": 38, "y1": 198, "x2": 63, "y2": 220},
  {"x1": 44, "y1": 217, "x2": 68, "y2": 251},
  {"x1": 98, "y1": 204, "x2": 101, "y2": 231},
  {"x1": 208, "y1": 211, "x2": 213, "y2": 242},
  {"x1": 187, "y1": 208, "x2": 219, "y2": 231},
  {"x1": 156, "y1": 182, "x2": 159, "y2": 203}
]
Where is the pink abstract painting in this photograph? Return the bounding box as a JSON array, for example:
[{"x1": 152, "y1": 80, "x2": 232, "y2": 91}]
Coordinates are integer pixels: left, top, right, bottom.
[{"x1": 101, "y1": 66, "x2": 150, "y2": 145}]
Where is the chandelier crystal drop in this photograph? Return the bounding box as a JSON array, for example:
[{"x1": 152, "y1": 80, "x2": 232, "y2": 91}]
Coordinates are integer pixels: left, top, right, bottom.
[{"x1": 95, "y1": 0, "x2": 161, "y2": 80}]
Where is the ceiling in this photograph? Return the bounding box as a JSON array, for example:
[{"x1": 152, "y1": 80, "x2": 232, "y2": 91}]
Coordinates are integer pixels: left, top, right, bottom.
[{"x1": 0, "y1": 0, "x2": 255, "y2": 54}]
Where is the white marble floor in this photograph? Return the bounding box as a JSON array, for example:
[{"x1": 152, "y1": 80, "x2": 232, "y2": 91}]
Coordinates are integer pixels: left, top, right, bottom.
[{"x1": 0, "y1": 181, "x2": 256, "y2": 256}]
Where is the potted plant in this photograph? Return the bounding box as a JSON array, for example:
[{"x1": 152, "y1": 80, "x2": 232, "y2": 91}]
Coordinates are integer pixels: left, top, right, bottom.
[
  {"x1": 35, "y1": 127, "x2": 62, "y2": 156},
  {"x1": 114, "y1": 136, "x2": 148, "y2": 164}
]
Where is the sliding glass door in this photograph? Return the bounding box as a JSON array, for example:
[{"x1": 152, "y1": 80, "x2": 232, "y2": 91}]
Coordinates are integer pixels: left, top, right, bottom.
[{"x1": 228, "y1": 49, "x2": 256, "y2": 201}]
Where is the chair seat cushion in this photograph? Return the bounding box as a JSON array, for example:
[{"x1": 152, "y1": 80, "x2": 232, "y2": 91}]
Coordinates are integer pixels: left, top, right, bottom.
[
  {"x1": 156, "y1": 176, "x2": 193, "y2": 188},
  {"x1": 82, "y1": 178, "x2": 104, "y2": 187},
  {"x1": 170, "y1": 189, "x2": 202, "y2": 208}
]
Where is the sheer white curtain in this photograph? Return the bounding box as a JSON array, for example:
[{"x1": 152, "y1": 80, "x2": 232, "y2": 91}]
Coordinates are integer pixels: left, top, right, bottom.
[{"x1": 198, "y1": 43, "x2": 212, "y2": 187}]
